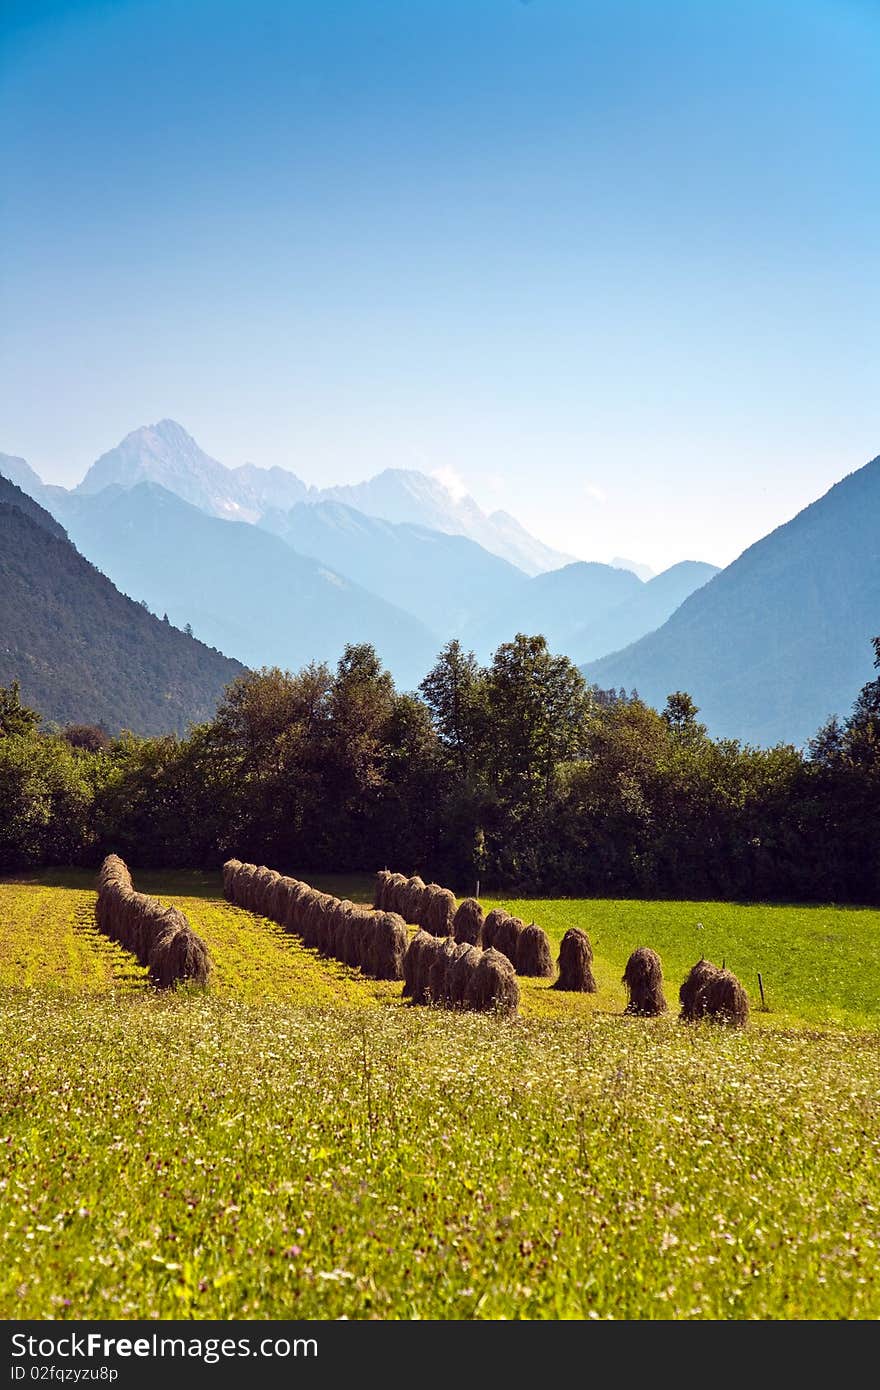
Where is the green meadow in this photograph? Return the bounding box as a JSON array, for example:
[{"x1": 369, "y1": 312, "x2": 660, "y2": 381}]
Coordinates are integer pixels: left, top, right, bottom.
[{"x1": 0, "y1": 870, "x2": 878, "y2": 1319}]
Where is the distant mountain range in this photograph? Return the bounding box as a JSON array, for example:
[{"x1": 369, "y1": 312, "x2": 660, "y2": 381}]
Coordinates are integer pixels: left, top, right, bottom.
[
  {"x1": 0, "y1": 473, "x2": 242, "y2": 734},
  {"x1": 571, "y1": 561, "x2": 719, "y2": 664},
  {"x1": 53, "y1": 483, "x2": 439, "y2": 690},
  {"x1": 459, "y1": 558, "x2": 718, "y2": 663},
  {"x1": 262, "y1": 500, "x2": 527, "y2": 637},
  {"x1": 75, "y1": 419, "x2": 573, "y2": 575},
  {"x1": 584, "y1": 454, "x2": 880, "y2": 745}
]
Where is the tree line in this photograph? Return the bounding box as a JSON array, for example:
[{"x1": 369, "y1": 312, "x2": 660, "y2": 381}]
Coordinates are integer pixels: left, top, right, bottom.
[{"x1": 1, "y1": 632, "x2": 878, "y2": 903}]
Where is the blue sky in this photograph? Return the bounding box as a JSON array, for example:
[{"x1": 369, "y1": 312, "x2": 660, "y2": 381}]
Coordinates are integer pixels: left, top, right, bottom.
[{"x1": 2, "y1": 0, "x2": 878, "y2": 569}]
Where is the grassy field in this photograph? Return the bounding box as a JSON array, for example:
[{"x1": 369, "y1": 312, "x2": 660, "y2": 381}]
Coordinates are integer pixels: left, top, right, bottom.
[
  {"x1": 5, "y1": 869, "x2": 878, "y2": 1030},
  {"x1": 0, "y1": 868, "x2": 878, "y2": 1319}
]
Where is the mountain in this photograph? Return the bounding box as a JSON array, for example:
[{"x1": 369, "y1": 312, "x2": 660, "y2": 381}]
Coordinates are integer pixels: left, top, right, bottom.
[
  {"x1": 75, "y1": 421, "x2": 572, "y2": 575},
  {"x1": 461, "y1": 561, "x2": 643, "y2": 661},
  {"x1": 611, "y1": 556, "x2": 655, "y2": 582},
  {"x1": 0, "y1": 452, "x2": 53, "y2": 507},
  {"x1": 0, "y1": 473, "x2": 242, "y2": 734},
  {"x1": 583, "y1": 454, "x2": 880, "y2": 745},
  {"x1": 262, "y1": 500, "x2": 527, "y2": 635},
  {"x1": 53, "y1": 483, "x2": 439, "y2": 689},
  {"x1": 321, "y1": 470, "x2": 572, "y2": 575},
  {"x1": 571, "y1": 561, "x2": 719, "y2": 663},
  {"x1": 75, "y1": 419, "x2": 309, "y2": 522}
]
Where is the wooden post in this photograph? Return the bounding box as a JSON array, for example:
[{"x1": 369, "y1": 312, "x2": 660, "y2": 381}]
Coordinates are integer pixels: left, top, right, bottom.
[
  {"x1": 758, "y1": 971, "x2": 766, "y2": 1010},
  {"x1": 475, "y1": 879, "x2": 480, "y2": 899}
]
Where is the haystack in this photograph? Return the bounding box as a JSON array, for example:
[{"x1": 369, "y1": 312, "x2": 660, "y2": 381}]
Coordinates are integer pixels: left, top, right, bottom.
[
  {"x1": 552, "y1": 928, "x2": 597, "y2": 992},
  {"x1": 408, "y1": 931, "x2": 444, "y2": 1004},
  {"x1": 403, "y1": 929, "x2": 429, "y2": 998},
  {"x1": 516, "y1": 923, "x2": 554, "y2": 977},
  {"x1": 622, "y1": 946, "x2": 667, "y2": 1016},
  {"x1": 422, "y1": 885, "x2": 455, "y2": 936},
  {"x1": 427, "y1": 937, "x2": 459, "y2": 1004},
  {"x1": 367, "y1": 911, "x2": 408, "y2": 981},
  {"x1": 453, "y1": 897, "x2": 484, "y2": 946},
  {"x1": 373, "y1": 869, "x2": 392, "y2": 910},
  {"x1": 465, "y1": 947, "x2": 519, "y2": 1016},
  {"x1": 387, "y1": 872, "x2": 409, "y2": 917},
  {"x1": 222, "y1": 858, "x2": 242, "y2": 900},
  {"x1": 492, "y1": 914, "x2": 524, "y2": 965},
  {"x1": 148, "y1": 909, "x2": 210, "y2": 988},
  {"x1": 701, "y1": 968, "x2": 749, "y2": 1026},
  {"x1": 678, "y1": 959, "x2": 721, "y2": 1021},
  {"x1": 402, "y1": 875, "x2": 427, "y2": 925},
  {"x1": 482, "y1": 907, "x2": 509, "y2": 951},
  {"x1": 448, "y1": 943, "x2": 481, "y2": 1006}
]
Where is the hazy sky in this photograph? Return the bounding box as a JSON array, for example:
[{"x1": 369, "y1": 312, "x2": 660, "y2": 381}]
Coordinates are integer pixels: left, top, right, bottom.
[{"x1": 2, "y1": 0, "x2": 878, "y2": 570}]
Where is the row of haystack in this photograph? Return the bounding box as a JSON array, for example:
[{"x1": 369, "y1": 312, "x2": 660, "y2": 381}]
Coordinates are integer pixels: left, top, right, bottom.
[
  {"x1": 373, "y1": 871, "x2": 456, "y2": 937},
  {"x1": 95, "y1": 854, "x2": 211, "y2": 988},
  {"x1": 373, "y1": 872, "x2": 557, "y2": 980},
  {"x1": 403, "y1": 933, "x2": 519, "y2": 1016},
  {"x1": 223, "y1": 859, "x2": 408, "y2": 980}
]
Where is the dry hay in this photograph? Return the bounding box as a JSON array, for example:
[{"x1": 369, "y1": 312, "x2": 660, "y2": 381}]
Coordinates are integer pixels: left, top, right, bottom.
[
  {"x1": 222, "y1": 858, "x2": 242, "y2": 900},
  {"x1": 402, "y1": 876, "x2": 428, "y2": 926},
  {"x1": 482, "y1": 907, "x2": 510, "y2": 951},
  {"x1": 622, "y1": 946, "x2": 667, "y2": 1016},
  {"x1": 465, "y1": 947, "x2": 520, "y2": 1017},
  {"x1": 95, "y1": 854, "x2": 210, "y2": 988},
  {"x1": 303, "y1": 892, "x2": 333, "y2": 950},
  {"x1": 453, "y1": 898, "x2": 484, "y2": 946},
  {"x1": 366, "y1": 911, "x2": 408, "y2": 981},
  {"x1": 282, "y1": 880, "x2": 310, "y2": 934},
  {"x1": 552, "y1": 928, "x2": 597, "y2": 993},
  {"x1": 267, "y1": 874, "x2": 296, "y2": 923},
  {"x1": 97, "y1": 853, "x2": 132, "y2": 897},
  {"x1": 419, "y1": 884, "x2": 455, "y2": 936},
  {"x1": 385, "y1": 872, "x2": 409, "y2": 917},
  {"x1": 148, "y1": 908, "x2": 211, "y2": 988},
  {"x1": 492, "y1": 914, "x2": 524, "y2": 966},
  {"x1": 321, "y1": 898, "x2": 349, "y2": 958},
  {"x1": 124, "y1": 892, "x2": 156, "y2": 964},
  {"x1": 516, "y1": 923, "x2": 554, "y2": 978},
  {"x1": 406, "y1": 931, "x2": 444, "y2": 1004},
  {"x1": 373, "y1": 869, "x2": 392, "y2": 910},
  {"x1": 402, "y1": 929, "x2": 429, "y2": 998},
  {"x1": 247, "y1": 866, "x2": 274, "y2": 916},
  {"x1": 700, "y1": 968, "x2": 749, "y2": 1027},
  {"x1": 679, "y1": 959, "x2": 721, "y2": 1021},
  {"x1": 448, "y1": 943, "x2": 481, "y2": 1006},
  {"x1": 427, "y1": 937, "x2": 459, "y2": 1004},
  {"x1": 341, "y1": 907, "x2": 370, "y2": 968},
  {"x1": 231, "y1": 862, "x2": 257, "y2": 911}
]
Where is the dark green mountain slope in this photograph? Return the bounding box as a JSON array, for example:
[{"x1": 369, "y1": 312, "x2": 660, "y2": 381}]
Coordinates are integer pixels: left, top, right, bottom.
[{"x1": 0, "y1": 473, "x2": 242, "y2": 734}]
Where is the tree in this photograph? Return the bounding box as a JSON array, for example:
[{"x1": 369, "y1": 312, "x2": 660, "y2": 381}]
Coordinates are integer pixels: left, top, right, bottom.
[
  {"x1": 662, "y1": 691, "x2": 707, "y2": 744},
  {"x1": 419, "y1": 640, "x2": 486, "y2": 775},
  {"x1": 0, "y1": 681, "x2": 39, "y2": 738},
  {"x1": 484, "y1": 634, "x2": 592, "y2": 804}
]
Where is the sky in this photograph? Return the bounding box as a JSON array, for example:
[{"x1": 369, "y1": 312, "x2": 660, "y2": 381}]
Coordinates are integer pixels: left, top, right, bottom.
[{"x1": 1, "y1": 0, "x2": 878, "y2": 571}]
